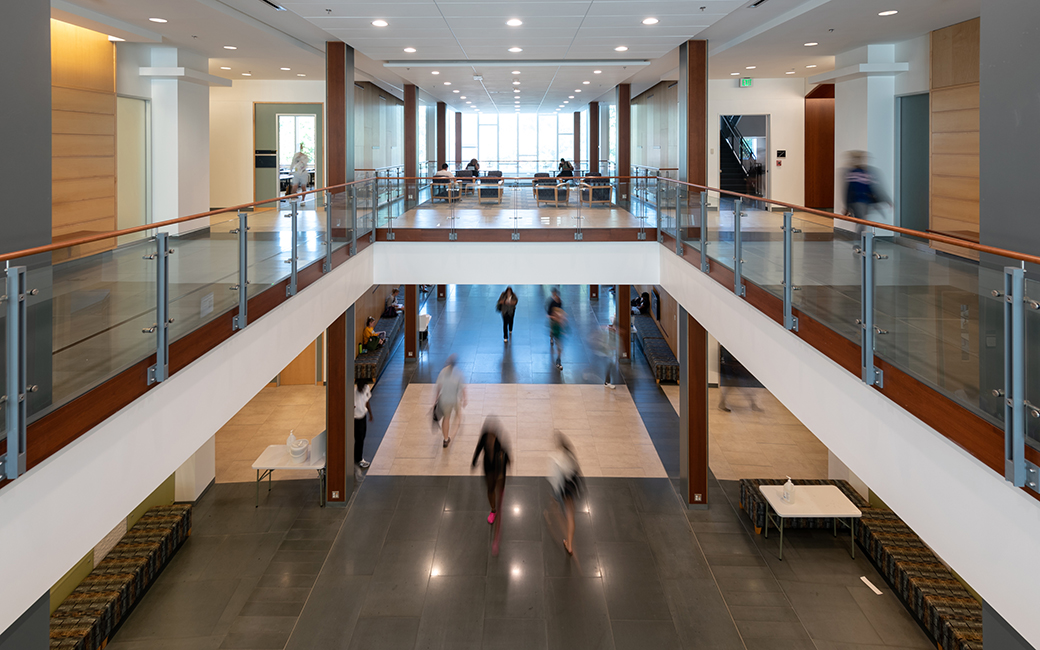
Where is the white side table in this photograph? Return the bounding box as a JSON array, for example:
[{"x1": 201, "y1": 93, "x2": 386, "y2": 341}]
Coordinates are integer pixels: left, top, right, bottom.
[
  {"x1": 252, "y1": 432, "x2": 327, "y2": 507},
  {"x1": 759, "y1": 484, "x2": 862, "y2": 561}
]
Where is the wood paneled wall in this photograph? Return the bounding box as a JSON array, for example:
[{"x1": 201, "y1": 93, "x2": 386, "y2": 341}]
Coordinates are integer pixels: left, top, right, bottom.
[
  {"x1": 354, "y1": 284, "x2": 395, "y2": 348},
  {"x1": 51, "y1": 20, "x2": 116, "y2": 258},
  {"x1": 635, "y1": 284, "x2": 678, "y2": 355},
  {"x1": 930, "y1": 18, "x2": 980, "y2": 258},
  {"x1": 631, "y1": 81, "x2": 679, "y2": 169},
  {"x1": 804, "y1": 84, "x2": 835, "y2": 209},
  {"x1": 355, "y1": 82, "x2": 404, "y2": 171}
]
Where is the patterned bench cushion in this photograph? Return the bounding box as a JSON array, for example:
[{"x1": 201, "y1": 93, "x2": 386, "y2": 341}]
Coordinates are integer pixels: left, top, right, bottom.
[
  {"x1": 639, "y1": 337, "x2": 680, "y2": 382},
  {"x1": 738, "y1": 478, "x2": 869, "y2": 532},
  {"x1": 632, "y1": 314, "x2": 661, "y2": 344}
]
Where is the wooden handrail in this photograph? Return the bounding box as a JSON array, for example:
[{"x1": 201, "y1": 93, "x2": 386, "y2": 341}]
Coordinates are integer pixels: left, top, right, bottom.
[{"x1": 660, "y1": 178, "x2": 1040, "y2": 267}]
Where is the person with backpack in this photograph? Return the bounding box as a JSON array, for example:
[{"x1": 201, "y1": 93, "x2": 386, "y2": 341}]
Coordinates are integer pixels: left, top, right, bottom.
[
  {"x1": 496, "y1": 287, "x2": 518, "y2": 343},
  {"x1": 472, "y1": 417, "x2": 511, "y2": 556}
]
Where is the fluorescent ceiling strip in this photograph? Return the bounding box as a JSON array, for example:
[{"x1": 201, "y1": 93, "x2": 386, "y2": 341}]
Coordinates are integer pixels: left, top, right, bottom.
[{"x1": 384, "y1": 59, "x2": 649, "y2": 68}]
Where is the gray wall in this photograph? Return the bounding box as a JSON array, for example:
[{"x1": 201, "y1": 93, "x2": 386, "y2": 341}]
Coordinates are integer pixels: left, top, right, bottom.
[
  {"x1": 897, "y1": 94, "x2": 930, "y2": 233},
  {"x1": 985, "y1": 600, "x2": 1036, "y2": 650},
  {"x1": 979, "y1": 1, "x2": 1040, "y2": 257},
  {"x1": 0, "y1": 593, "x2": 48, "y2": 650},
  {"x1": 0, "y1": 2, "x2": 51, "y2": 255}
]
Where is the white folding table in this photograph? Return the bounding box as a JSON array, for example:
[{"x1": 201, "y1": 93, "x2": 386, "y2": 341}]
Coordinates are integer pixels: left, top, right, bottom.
[
  {"x1": 759, "y1": 484, "x2": 862, "y2": 561},
  {"x1": 252, "y1": 431, "x2": 327, "y2": 508}
]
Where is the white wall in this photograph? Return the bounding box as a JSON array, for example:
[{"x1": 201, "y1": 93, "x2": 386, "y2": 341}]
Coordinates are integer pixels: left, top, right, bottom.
[
  {"x1": 708, "y1": 78, "x2": 806, "y2": 206},
  {"x1": 659, "y1": 250, "x2": 1040, "y2": 649},
  {"x1": 895, "y1": 35, "x2": 930, "y2": 97},
  {"x1": 209, "y1": 79, "x2": 326, "y2": 209}
]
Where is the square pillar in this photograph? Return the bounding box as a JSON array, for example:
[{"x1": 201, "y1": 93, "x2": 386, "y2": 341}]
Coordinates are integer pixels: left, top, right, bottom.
[
  {"x1": 590, "y1": 285, "x2": 599, "y2": 300},
  {"x1": 589, "y1": 101, "x2": 600, "y2": 174},
  {"x1": 404, "y1": 84, "x2": 418, "y2": 208},
  {"x1": 678, "y1": 40, "x2": 708, "y2": 187},
  {"x1": 679, "y1": 307, "x2": 709, "y2": 508},
  {"x1": 326, "y1": 307, "x2": 355, "y2": 505},
  {"x1": 436, "y1": 102, "x2": 447, "y2": 169},
  {"x1": 615, "y1": 285, "x2": 631, "y2": 360},
  {"x1": 326, "y1": 41, "x2": 355, "y2": 187},
  {"x1": 617, "y1": 83, "x2": 631, "y2": 210},
  {"x1": 405, "y1": 285, "x2": 418, "y2": 359},
  {"x1": 454, "y1": 112, "x2": 463, "y2": 169},
  {"x1": 573, "y1": 111, "x2": 581, "y2": 171}
]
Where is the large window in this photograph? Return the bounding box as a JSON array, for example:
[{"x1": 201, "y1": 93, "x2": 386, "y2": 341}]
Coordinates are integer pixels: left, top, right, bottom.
[{"x1": 458, "y1": 113, "x2": 579, "y2": 175}]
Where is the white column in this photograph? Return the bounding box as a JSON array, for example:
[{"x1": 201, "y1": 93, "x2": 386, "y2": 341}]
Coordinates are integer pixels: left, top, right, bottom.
[{"x1": 174, "y1": 435, "x2": 216, "y2": 501}]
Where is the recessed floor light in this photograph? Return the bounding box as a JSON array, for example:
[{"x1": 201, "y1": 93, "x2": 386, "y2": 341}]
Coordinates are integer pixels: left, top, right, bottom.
[
  {"x1": 878, "y1": 10, "x2": 898, "y2": 16},
  {"x1": 642, "y1": 17, "x2": 659, "y2": 25},
  {"x1": 746, "y1": 66, "x2": 756, "y2": 69},
  {"x1": 221, "y1": 66, "x2": 231, "y2": 70},
  {"x1": 511, "y1": 70, "x2": 521, "y2": 75},
  {"x1": 432, "y1": 70, "x2": 440, "y2": 75},
  {"x1": 224, "y1": 45, "x2": 237, "y2": 50},
  {"x1": 806, "y1": 64, "x2": 817, "y2": 68},
  {"x1": 730, "y1": 72, "x2": 740, "y2": 76},
  {"x1": 804, "y1": 42, "x2": 818, "y2": 47},
  {"x1": 593, "y1": 70, "x2": 602, "y2": 74},
  {"x1": 149, "y1": 18, "x2": 168, "y2": 23},
  {"x1": 506, "y1": 18, "x2": 523, "y2": 26},
  {"x1": 371, "y1": 19, "x2": 388, "y2": 27},
  {"x1": 404, "y1": 47, "x2": 416, "y2": 53},
  {"x1": 508, "y1": 47, "x2": 523, "y2": 53},
  {"x1": 281, "y1": 67, "x2": 291, "y2": 71},
  {"x1": 614, "y1": 46, "x2": 628, "y2": 52}
]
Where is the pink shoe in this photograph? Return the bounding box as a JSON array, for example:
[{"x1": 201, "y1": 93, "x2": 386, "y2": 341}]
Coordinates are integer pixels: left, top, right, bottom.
[
  {"x1": 492, "y1": 539, "x2": 500, "y2": 556},
  {"x1": 487, "y1": 511, "x2": 496, "y2": 524}
]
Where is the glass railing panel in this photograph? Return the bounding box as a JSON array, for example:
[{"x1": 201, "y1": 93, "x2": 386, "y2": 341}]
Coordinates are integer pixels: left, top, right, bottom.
[
  {"x1": 167, "y1": 214, "x2": 242, "y2": 344},
  {"x1": 678, "y1": 187, "x2": 706, "y2": 254},
  {"x1": 1027, "y1": 275, "x2": 1040, "y2": 448},
  {"x1": 708, "y1": 193, "x2": 736, "y2": 270},
  {"x1": 0, "y1": 292, "x2": 5, "y2": 442},
  {"x1": 872, "y1": 243, "x2": 1009, "y2": 426},
  {"x1": 657, "y1": 181, "x2": 677, "y2": 241},
  {"x1": 789, "y1": 214, "x2": 862, "y2": 343},
  {"x1": 247, "y1": 209, "x2": 294, "y2": 300},
  {"x1": 24, "y1": 238, "x2": 157, "y2": 419},
  {"x1": 737, "y1": 205, "x2": 785, "y2": 300},
  {"x1": 327, "y1": 188, "x2": 351, "y2": 253}
]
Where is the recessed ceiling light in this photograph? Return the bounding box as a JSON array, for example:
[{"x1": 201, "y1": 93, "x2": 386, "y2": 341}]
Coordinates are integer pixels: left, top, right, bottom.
[
  {"x1": 452, "y1": 89, "x2": 460, "y2": 93},
  {"x1": 593, "y1": 70, "x2": 602, "y2": 74},
  {"x1": 575, "y1": 89, "x2": 581, "y2": 92},
  {"x1": 508, "y1": 47, "x2": 523, "y2": 53},
  {"x1": 746, "y1": 66, "x2": 756, "y2": 69},
  {"x1": 220, "y1": 66, "x2": 231, "y2": 70},
  {"x1": 431, "y1": 70, "x2": 439, "y2": 75},
  {"x1": 806, "y1": 64, "x2": 817, "y2": 68},
  {"x1": 443, "y1": 81, "x2": 451, "y2": 85},
  {"x1": 242, "y1": 73, "x2": 251, "y2": 76},
  {"x1": 564, "y1": 100, "x2": 569, "y2": 103},
  {"x1": 512, "y1": 70, "x2": 521, "y2": 75},
  {"x1": 108, "y1": 35, "x2": 125, "y2": 41},
  {"x1": 513, "y1": 80, "x2": 520, "y2": 85},
  {"x1": 878, "y1": 10, "x2": 898, "y2": 16},
  {"x1": 730, "y1": 72, "x2": 740, "y2": 76},
  {"x1": 642, "y1": 17, "x2": 659, "y2": 25},
  {"x1": 786, "y1": 71, "x2": 796, "y2": 74},
  {"x1": 149, "y1": 18, "x2": 168, "y2": 23},
  {"x1": 297, "y1": 73, "x2": 306, "y2": 77},
  {"x1": 404, "y1": 47, "x2": 416, "y2": 53},
  {"x1": 514, "y1": 89, "x2": 520, "y2": 93},
  {"x1": 224, "y1": 45, "x2": 237, "y2": 50},
  {"x1": 466, "y1": 101, "x2": 471, "y2": 104},
  {"x1": 506, "y1": 18, "x2": 523, "y2": 26},
  {"x1": 568, "y1": 95, "x2": 574, "y2": 98},
  {"x1": 559, "y1": 105, "x2": 564, "y2": 108},
  {"x1": 804, "y1": 42, "x2": 818, "y2": 47},
  {"x1": 281, "y1": 67, "x2": 291, "y2": 71},
  {"x1": 614, "y1": 46, "x2": 628, "y2": 52},
  {"x1": 371, "y1": 19, "x2": 388, "y2": 27},
  {"x1": 582, "y1": 81, "x2": 590, "y2": 85},
  {"x1": 460, "y1": 96, "x2": 466, "y2": 99}
]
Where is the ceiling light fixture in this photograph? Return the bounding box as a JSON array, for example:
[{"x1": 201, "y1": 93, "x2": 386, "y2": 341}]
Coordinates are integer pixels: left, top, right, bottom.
[
  {"x1": 806, "y1": 64, "x2": 817, "y2": 68},
  {"x1": 460, "y1": 96, "x2": 466, "y2": 99},
  {"x1": 786, "y1": 70, "x2": 795, "y2": 74},
  {"x1": 444, "y1": 81, "x2": 451, "y2": 85},
  {"x1": 511, "y1": 70, "x2": 521, "y2": 75},
  {"x1": 220, "y1": 66, "x2": 231, "y2": 70},
  {"x1": 371, "y1": 19, "x2": 388, "y2": 27},
  {"x1": 108, "y1": 35, "x2": 125, "y2": 41},
  {"x1": 281, "y1": 67, "x2": 291, "y2": 71},
  {"x1": 575, "y1": 89, "x2": 581, "y2": 92},
  {"x1": 563, "y1": 100, "x2": 569, "y2": 103},
  {"x1": 297, "y1": 73, "x2": 306, "y2": 76},
  {"x1": 431, "y1": 70, "x2": 439, "y2": 75},
  {"x1": 582, "y1": 80, "x2": 590, "y2": 84},
  {"x1": 506, "y1": 18, "x2": 523, "y2": 26},
  {"x1": 746, "y1": 65, "x2": 756, "y2": 69},
  {"x1": 730, "y1": 72, "x2": 740, "y2": 76},
  {"x1": 568, "y1": 95, "x2": 574, "y2": 98},
  {"x1": 149, "y1": 18, "x2": 168, "y2": 23},
  {"x1": 404, "y1": 47, "x2": 416, "y2": 53},
  {"x1": 453, "y1": 89, "x2": 460, "y2": 93},
  {"x1": 242, "y1": 73, "x2": 251, "y2": 76},
  {"x1": 642, "y1": 17, "x2": 659, "y2": 25},
  {"x1": 878, "y1": 10, "x2": 898, "y2": 16},
  {"x1": 508, "y1": 47, "x2": 523, "y2": 53},
  {"x1": 465, "y1": 101, "x2": 471, "y2": 104},
  {"x1": 804, "y1": 42, "x2": 818, "y2": 47},
  {"x1": 614, "y1": 46, "x2": 628, "y2": 52},
  {"x1": 514, "y1": 89, "x2": 520, "y2": 93},
  {"x1": 593, "y1": 70, "x2": 602, "y2": 74},
  {"x1": 513, "y1": 80, "x2": 520, "y2": 85},
  {"x1": 224, "y1": 45, "x2": 237, "y2": 50}
]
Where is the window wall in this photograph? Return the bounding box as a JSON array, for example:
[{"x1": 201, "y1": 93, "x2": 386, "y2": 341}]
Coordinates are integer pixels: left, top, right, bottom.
[{"x1": 457, "y1": 113, "x2": 580, "y2": 176}]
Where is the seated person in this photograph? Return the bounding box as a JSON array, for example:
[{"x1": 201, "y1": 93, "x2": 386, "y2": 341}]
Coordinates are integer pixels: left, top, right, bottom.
[
  {"x1": 383, "y1": 288, "x2": 403, "y2": 317},
  {"x1": 631, "y1": 292, "x2": 651, "y2": 315},
  {"x1": 433, "y1": 163, "x2": 455, "y2": 180},
  {"x1": 465, "y1": 158, "x2": 480, "y2": 175},
  {"x1": 557, "y1": 158, "x2": 574, "y2": 178},
  {"x1": 362, "y1": 316, "x2": 386, "y2": 352}
]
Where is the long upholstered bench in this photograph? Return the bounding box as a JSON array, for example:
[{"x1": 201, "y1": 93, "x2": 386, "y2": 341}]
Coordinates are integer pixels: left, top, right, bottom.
[
  {"x1": 738, "y1": 478, "x2": 982, "y2": 650},
  {"x1": 50, "y1": 503, "x2": 193, "y2": 650},
  {"x1": 632, "y1": 314, "x2": 679, "y2": 383},
  {"x1": 354, "y1": 312, "x2": 402, "y2": 381}
]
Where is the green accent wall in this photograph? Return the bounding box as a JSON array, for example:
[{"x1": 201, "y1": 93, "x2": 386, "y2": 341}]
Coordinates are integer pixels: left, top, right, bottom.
[
  {"x1": 49, "y1": 552, "x2": 93, "y2": 614},
  {"x1": 254, "y1": 103, "x2": 324, "y2": 204},
  {"x1": 128, "y1": 473, "x2": 176, "y2": 529}
]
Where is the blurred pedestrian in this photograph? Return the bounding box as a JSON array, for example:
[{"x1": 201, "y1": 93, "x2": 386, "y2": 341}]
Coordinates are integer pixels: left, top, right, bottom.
[
  {"x1": 599, "y1": 319, "x2": 619, "y2": 389},
  {"x1": 497, "y1": 287, "x2": 518, "y2": 343},
  {"x1": 844, "y1": 151, "x2": 891, "y2": 228},
  {"x1": 546, "y1": 287, "x2": 562, "y2": 334},
  {"x1": 472, "y1": 417, "x2": 511, "y2": 555},
  {"x1": 545, "y1": 432, "x2": 584, "y2": 555},
  {"x1": 354, "y1": 378, "x2": 373, "y2": 474},
  {"x1": 549, "y1": 306, "x2": 568, "y2": 370},
  {"x1": 434, "y1": 355, "x2": 466, "y2": 447},
  {"x1": 290, "y1": 143, "x2": 310, "y2": 197}
]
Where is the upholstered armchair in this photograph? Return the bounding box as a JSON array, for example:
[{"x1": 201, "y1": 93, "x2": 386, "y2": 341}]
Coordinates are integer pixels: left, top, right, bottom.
[{"x1": 580, "y1": 173, "x2": 613, "y2": 206}]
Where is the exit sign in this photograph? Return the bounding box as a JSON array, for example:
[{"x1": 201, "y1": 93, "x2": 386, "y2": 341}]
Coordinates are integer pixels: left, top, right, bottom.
[{"x1": 740, "y1": 77, "x2": 753, "y2": 88}]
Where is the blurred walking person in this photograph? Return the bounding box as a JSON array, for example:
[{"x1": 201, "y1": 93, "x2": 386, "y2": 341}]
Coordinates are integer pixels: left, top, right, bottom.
[
  {"x1": 472, "y1": 417, "x2": 511, "y2": 555},
  {"x1": 844, "y1": 151, "x2": 891, "y2": 229},
  {"x1": 599, "y1": 319, "x2": 619, "y2": 389},
  {"x1": 546, "y1": 287, "x2": 563, "y2": 343},
  {"x1": 497, "y1": 287, "x2": 518, "y2": 343},
  {"x1": 549, "y1": 306, "x2": 568, "y2": 370},
  {"x1": 545, "y1": 432, "x2": 584, "y2": 555},
  {"x1": 354, "y1": 378, "x2": 373, "y2": 478},
  {"x1": 434, "y1": 355, "x2": 466, "y2": 447}
]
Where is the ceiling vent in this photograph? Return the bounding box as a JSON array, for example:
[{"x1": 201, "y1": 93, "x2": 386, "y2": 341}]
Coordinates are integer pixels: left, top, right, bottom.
[
  {"x1": 473, "y1": 75, "x2": 483, "y2": 81},
  {"x1": 258, "y1": 0, "x2": 287, "y2": 10},
  {"x1": 748, "y1": 0, "x2": 771, "y2": 7}
]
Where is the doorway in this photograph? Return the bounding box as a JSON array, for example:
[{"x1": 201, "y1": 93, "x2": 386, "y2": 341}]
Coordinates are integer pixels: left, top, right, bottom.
[
  {"x1": 897, "y1": 94, "x2": 930, "y2": 233},
  {"x1": 719, "y1": 115, "x2": 768, "y2": 200},
  {"x1": 278, "y1": 114, "x2": 317, "y2": 199},
  {"x1": 253, "y1": 103, "x2": 323, "y2": 205}
]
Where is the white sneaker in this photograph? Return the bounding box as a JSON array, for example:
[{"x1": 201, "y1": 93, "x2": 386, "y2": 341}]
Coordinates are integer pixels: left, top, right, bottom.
[
  {"x1": 605, "y1": 382, "x2": 616, "y2": 389},
  {"x1": 358, "y1": 459, "x2": 370, "y2": 468}
]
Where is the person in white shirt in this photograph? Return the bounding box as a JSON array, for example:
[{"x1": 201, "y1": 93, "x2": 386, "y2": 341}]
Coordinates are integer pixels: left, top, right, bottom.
[
  {"x1": 433, "y1": 163, "x2": 455, "y2": 180},
  {"x1": 290, "y1": 143, "x2": 310, "y2": 196},
  {"x1": 434, "y1": 355, "x2": 466, "y2": 447},
  {"x1": 354, "y1": 378, "x2": 374, "y2": 469}
]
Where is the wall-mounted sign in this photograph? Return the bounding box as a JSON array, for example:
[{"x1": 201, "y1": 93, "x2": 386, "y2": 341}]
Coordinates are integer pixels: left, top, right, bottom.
[
  {"x1": 739, "y1": 77, "x2": 753, "y2": 88},
  {"x1": 776, "y1": 150, "x2": 787, "y2": 158}
]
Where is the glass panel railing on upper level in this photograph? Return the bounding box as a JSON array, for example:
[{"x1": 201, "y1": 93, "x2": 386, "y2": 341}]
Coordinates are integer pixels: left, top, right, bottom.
[{"x1": 1026, "y1": 275, "x2": 1040, "y2": 449}]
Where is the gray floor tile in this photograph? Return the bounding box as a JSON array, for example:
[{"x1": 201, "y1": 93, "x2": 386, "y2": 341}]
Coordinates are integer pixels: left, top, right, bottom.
[
  {"x1": 321, "y1": 508, "x2": 393, "y2": 576},
  {"x1": 728, "y1": 605, "x2": 802, "y2": 622},
  {"x1": 348, "y1": 616, "x2": 420, "y2": 650},
  {"x1": 218, "y1": 615, "x2": 297, "y2": 649},
  {"x1": 485, "y1": 573, "x2": 546, "y2": 619},
  {"x1": 545, "y1": 577, "x2": 615, "y2": 650},
  {"x1": 432, "y1": 510, "x2": 491, "y2": 576},
  {"x1": 847, "y1": 585, "x2": 933, "y2": 648},
  {"x1": 482, "y1": 618, "x2": 549, "y2": 650},
  {"x1": 660, "y1": 579, "x2": 744, "y2": 650},
  {"x1": 284, "y1": 574, "x2": 369, "y2": 650},
  {"x1": 415, "y1": 576, "x2": 486, "y2": 650},
  {"x1": 602, "y1": 573, "x2": 673, "y2": 621},
  {"x1": 107, "y1": 637, "x2": 225, "y2": 650},
  {"x1": 610, "y1": 620, "x2": 681, "y2": 650},
  {"x1": 116, "y1": 579, "x2": 241, "y2": 640}
]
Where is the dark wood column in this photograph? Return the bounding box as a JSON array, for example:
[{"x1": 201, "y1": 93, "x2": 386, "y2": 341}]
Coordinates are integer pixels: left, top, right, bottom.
[
  {"x1": 678, "y1": 41, "x2": 708, "y2": 187},
  {"x1": 405, "y1": 285, "x2": 418, "y2": 360},
  {"x1": 437, "y1": 284, "x2": 447, "y2": 299},
  {"x1": 615, "y1": 285, "x2": 630, "y2": 360},
  {"x1": 436, "y1": 102, "x2": 447, "y2": 169},
  {"x1": 326, "y1": 41, "x2": 355, "y2": 188},
  {"x1": 404, "y1": 84, "x2": 418, "y2": 204},
  {"x1": 589, "y1": 101, "x2": 600, "y2": 174},
  {"x1": 454, "y1": 112, "x2": 463, "y2": 168},
  {"x1": 679, "y1": 308, "x2": 709, "y2": 508},
  {"x1": 617, "y1": 83, "x2": 631, "y2": 208},
  {"x1": 326, "y1": 307, "x2": 355, "y2": 505},
  {"x1": 589, "y1": 285, "x2": 599, "y2": 300},
  {"x1": 573, "y1": 111, "x2": 581, "y2": 170}
]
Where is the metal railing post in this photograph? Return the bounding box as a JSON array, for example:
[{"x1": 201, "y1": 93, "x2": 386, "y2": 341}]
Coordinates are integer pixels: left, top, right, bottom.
[
  {"x1": 3, "y1": 266, "x2": 32, "y2": 480},
  {"x1": 324, "y1": 190, "x2": 334, "y2": 269},
  {"x1": 782, "y1": 211, "x2": 799, "y2": 331},
  {"x1": 733, "y1": 199, "x2": 745, "y2": 297},
  {"x1": 675, "y1": 186, "x2": 684, "y2": 256},
  {"x1": 575, "y1": 185, "x2": 583, "y2": 241},
  {"x1": 287, "y1": 201, "x2": 299, "y2": 296},
  {"x1": 855, "y1": 230, "x2": 884, "y2": 387},
  {"x1": 999, "y1": 266, "x2": 1040, "y2": 493},
  {"x1": 143, "y1": 233, "x2": 172, "y2": 385},
  {"x1": 231, "y1": 212, "x2": 249, "y2": 330},
  {"x1": 699, "y1": 192, "x2": 709, "y2": 273},
  {"x1": 655, "y1": 182, "x2": 663, "y2": 243}
]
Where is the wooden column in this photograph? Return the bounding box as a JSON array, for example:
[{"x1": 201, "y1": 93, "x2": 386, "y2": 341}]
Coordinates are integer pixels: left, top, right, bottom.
[
  {"x1": 589, "y1": 285, "x2": 599, "y2": 300},
  {"x1": 589, "y1": 101, "x2": 600, "y2": 174},
  {"x1": 326, "y1": 307, "x2": 355, "y2": 505},
  {"x1": 326, "y1": 41, "x2": 353, "y2": 188},
  {"x1": 404, "y1": 84, "x2": 418, "y2": 204},
  {"x1": 679, "y1": 308, "x2": 709, "y2": 508},
  {"x1": 436, "y1": 101, "x2": 447, "y2": 169},
  {"x1": 678, "y1": 40, "x2": 708, "y2": 187},
  {"x1": 405, "y1": 285, "x2": 418, "y2": 360},
  {"x1": 437, "y1": 284, "x2": 447, "y2": 299},
  {"x1": 617, "y1": 83, "x2": 631, "y2": 207},
  {"x1": 615, "y1": 285, "x2": 630, "y2": 360},
  {"x1": 454, "y1": 112, "x2": 463, "y2": 168},
  {"x1": 573, "y1": 111, "x2": 581, "y2": 171}
]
